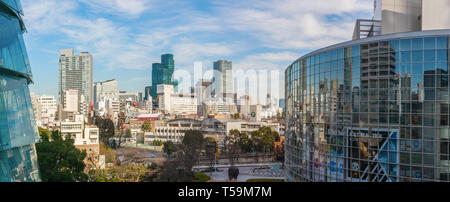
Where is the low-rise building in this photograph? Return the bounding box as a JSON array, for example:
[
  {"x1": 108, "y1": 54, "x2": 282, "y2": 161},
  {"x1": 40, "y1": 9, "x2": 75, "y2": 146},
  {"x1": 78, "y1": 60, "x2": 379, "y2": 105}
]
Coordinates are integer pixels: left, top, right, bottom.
[{"x1": 60, "y1": 115, "x2": 103, "y2": 169}]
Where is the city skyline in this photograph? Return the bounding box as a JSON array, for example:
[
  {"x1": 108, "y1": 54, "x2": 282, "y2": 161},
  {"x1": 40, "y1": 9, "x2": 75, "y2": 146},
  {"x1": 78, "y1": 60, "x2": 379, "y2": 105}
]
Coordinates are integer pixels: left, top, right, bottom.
[{"x1": 23, "y1": 0, "x2": 374, "y2": 97}]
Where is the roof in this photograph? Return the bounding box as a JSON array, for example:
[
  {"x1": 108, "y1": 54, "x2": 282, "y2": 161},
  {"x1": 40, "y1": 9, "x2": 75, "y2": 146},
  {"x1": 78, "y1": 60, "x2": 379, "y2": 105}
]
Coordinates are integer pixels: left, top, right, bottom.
[{"x1": 137, "y1": 113, "x2": 162, "y2": 118}]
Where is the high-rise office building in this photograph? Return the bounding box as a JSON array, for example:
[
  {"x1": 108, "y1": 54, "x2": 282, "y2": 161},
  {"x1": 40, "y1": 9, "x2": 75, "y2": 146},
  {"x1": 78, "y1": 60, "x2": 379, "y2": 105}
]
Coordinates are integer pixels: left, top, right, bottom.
[
  {"x1": 285, "y1": 0, "x2": 450, "y2": 182},
  {"x1": 58, "y1": 49, "x2": 93, "y2": 115},
  {"x1": 151, "y1": 54, "x2": 178, "y2": 100},
  {"x1": 212, "y1": 60, "x2": 233, "y2": 97},
  {"x1": 93, "y1": 79, "x2": 118, "y2": 108},
  {"x1": 0, "y1": 0, "x2": 41, "y2": 182}
]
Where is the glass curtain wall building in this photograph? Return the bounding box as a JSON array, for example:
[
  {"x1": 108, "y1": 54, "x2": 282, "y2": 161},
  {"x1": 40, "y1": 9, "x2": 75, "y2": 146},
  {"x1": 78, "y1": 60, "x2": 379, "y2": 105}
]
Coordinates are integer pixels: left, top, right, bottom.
[
  {"x1": 285, "y1": 30, "x2": 450, "y2": 182},
  {"x1": 0, "y1": 0, "x2": 41, "y2": 182},
  {"x1": 151, "y1": 54, "x2": 178, "y2": 100}
]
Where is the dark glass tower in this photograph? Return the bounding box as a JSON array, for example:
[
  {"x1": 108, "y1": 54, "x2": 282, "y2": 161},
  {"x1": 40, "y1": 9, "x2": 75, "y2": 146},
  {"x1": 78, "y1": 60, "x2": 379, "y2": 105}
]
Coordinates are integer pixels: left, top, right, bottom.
[
  {"x1": 151, "y1": 54, "x2": 178, "y2": 100},
  {"x1": 0, "y1": 0, "x2": 41, "y2": 182}
]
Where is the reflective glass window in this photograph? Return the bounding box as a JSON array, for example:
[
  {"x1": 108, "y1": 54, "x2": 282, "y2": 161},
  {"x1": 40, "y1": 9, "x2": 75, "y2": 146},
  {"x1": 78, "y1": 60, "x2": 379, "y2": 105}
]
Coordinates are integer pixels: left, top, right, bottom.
[
  {"x1": 401, "y1": 39, "x2": 411, "y2": 51},
  {"x1": 412, "y1": 38, "x2": 423, "y2": 50},
  {"x1": 424, "y1": 37, "x2": 436, "y2": 49}
]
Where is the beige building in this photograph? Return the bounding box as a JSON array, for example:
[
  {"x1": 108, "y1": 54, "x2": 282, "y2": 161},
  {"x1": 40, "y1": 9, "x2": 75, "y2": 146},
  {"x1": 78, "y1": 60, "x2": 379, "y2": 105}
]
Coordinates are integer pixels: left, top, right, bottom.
[
  {"x1": 421, "y1": 0, "x2": 450, "y2": 31},
  {"x1": 157, "y1": 84, "x2": 197, "y2": 115},
  {"x1": 60, "y1": 115, "x2": 103, "y2": 169},
  {"x1": 375, "y1": 0, "x2": 450, "y2": 35}
]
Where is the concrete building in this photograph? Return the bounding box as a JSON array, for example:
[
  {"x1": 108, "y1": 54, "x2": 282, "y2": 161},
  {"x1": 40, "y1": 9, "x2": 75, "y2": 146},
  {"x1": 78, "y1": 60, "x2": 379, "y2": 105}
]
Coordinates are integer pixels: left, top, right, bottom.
[
  {"x1": 201, "y1": 118, "x2": 280, "y2": 145},
  {"x1": 144, "y1": 119, "x2": 202, "y2": 144},
  {"x1": 371, "y1": 0, "x2": 450, "y2": 35},
  {"x1": 63, "y1": 90, "x2": 79, "y2": 112},
  {"x1": 39, "y1": 95, "x2": 57, "y2": 122},
  {"x1": 157, "y1": 84, "x2": 174, "y2": 113},
  {"x1": 212, "y1": 60, "x2": 233, "y2": 97},
  {"x1": 157, "y1": 84, "x2": 197, "y2": 115},
  {"x1": 58, "y1": 49, "x2": 93, "y2": 115},
  {"x1": 202, "y1": 97, "x2": 238, "y2": 117},
  {"x1": 94, "y1": 79, "x2": 118, "y2": 109},
  {"x1": 60, "y1": 115, "x2": 103, "y2": 169},
  {"x1": 195, "y1": 80, "x2": 212, "y2": 116},
  {"x1": 421, "y1": 0, "x2": 450, "y2": 31}
]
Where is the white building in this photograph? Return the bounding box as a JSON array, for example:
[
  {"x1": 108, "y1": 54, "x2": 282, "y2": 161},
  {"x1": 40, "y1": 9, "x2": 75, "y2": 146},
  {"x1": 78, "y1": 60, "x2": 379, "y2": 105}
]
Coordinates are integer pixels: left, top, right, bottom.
[
  {"x1": 157, "y1": 84, "x2": 197, "y2": 115},
  {"x1": 63, "y1": 90, "x2": 79, "y2": 112},
  {"x1": 157, "y1": 84, "x2": 174, "y2": 113},
  {"x1": 201, "y1": 118, "x2": 280, "y2": 145},
  {"x1": 202, "y1": 97, "x2": 238, "y2": 116},
  {"x1": 60, "y1": 115, "x2": 103, "y2": 169},
  {"x1": 372, "y1": 0, "x2": 450, "y2": 35},
  {"x1": 38, "y1": 95, "x2": 57, "y2": 124},
  {"x1": 94, "y1": 79, "x2": 119, "y2": 109}
]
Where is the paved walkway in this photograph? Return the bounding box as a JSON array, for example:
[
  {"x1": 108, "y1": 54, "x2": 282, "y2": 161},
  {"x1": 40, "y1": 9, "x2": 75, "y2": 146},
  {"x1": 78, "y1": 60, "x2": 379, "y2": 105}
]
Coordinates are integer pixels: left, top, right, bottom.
[{"x1": 201, "y1": 164, "x2": 285, "y2": 182}]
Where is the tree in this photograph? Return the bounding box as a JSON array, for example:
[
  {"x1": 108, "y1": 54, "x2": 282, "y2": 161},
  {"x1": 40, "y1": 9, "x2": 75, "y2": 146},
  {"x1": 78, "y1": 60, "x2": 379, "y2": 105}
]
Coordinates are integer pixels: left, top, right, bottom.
[
  {"x1": 163, "y1": 141, "x2": 177, "y2": 157},
  {"x1": 88, "y1": 164, "x2": 147, "y2": 182},
  {"x1": 141, "y1": 120, "x2": 152, "y2": 132},
  {"x1": 231, "y1": 113, "x2": 240, "y2": 120},
  {"x1": 157, "y1": 156, "x2": 194, "y2": 182},
  {"x1": 38, "y1": 127, "x2": 51, "y2": 140},
  {"x1": 204, "y1": 137, "x2": 217, "y2": 170},
  {"x1": 182, "y1": 130, "x2": 204, "y2": 172},
  {"x1": 252, "y1": 126, "x2": 279, "y2": 153},
  {"x1": 94, "y1": 117, "x2": 115, "y2": 143},
  {"x1": 156, "y1": 130, "x2": 204, "y2": 182},
  {"x1": 225, "y1": 129, "x2": 243, "y2": 165},
  {"x1": 36, "y1": 130, "x2": 88, "y2": 182},
  {"x1": 125, "y1": 129, "x2": 132, "y2": 138}
]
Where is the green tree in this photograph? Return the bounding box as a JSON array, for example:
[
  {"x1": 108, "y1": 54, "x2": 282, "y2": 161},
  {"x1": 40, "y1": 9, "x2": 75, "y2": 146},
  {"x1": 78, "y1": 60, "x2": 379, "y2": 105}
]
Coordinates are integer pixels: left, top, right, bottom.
[
  {"x1": 38, "y1": 127, "x2": 51, "y2": 140},
  {"x1": 225, "y1": 129, "x2": 243, "y2": 165},
  {"x1": 204, "y1": 137, "x2": 217, "y2": 170},
  {"x1": 36, "y1": 130, "x2": 88, "y2": 182},
  {"x1": 94, "y1": 117, "x2": 115, "y2": 143},
  {"x1": 252, "y1": 126, "x2": 279, "y2": 153},
  {"x1": 125, "y1": 129, "x2": 132, "y2": 138},
  {"x1": 88, "y1": 164, "x2": 146, "y2": 182},
  {"x1": 231, "y1": 113, "x2": 240, "y2": 120},
  {"x1": 141, "y1": 120, "x2": 152, "y2": 132},
  {"x1": 156, "y1": 130, "x2": 204, "y2": 182},
  {"x1": 163, "y1": 141, "x2": 177, "y2": 157},
  {"x1": 182, "y1": 130, "x2": 204, "y2": 172}
]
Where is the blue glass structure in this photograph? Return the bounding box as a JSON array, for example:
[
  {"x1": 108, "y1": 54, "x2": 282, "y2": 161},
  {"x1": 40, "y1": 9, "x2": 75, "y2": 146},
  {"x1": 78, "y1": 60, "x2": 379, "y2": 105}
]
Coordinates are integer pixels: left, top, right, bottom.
[
  {"x1": 0, "y1": 0, "x2": 40, "y2": 182},
  {"x1": 151, "y1": 54, "x2": 178, "y2": 100},
  {"x1": 285, "y1": 30, "x2": 450, "y2": 182}
]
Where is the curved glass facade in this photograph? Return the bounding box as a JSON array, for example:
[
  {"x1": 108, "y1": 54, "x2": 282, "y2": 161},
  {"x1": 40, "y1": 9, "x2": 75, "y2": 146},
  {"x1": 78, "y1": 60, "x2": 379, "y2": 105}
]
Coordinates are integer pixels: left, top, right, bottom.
[
  {"x1": 0, "y1": 0, "x2": 40, "y2": 182},
  {"x1": 285, "y1": 30, "x2": 450, "y2": 182}
]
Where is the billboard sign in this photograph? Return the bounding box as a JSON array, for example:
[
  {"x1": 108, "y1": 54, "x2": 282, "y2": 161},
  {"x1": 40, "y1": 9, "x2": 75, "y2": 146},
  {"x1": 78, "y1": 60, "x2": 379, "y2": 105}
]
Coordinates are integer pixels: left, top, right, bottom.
[
  {"x1": 326, "y1": 128, "x2": 345, "y2": 182},
  {"x1": 345, "y1": 128, "x2": 399, "y2": 182}
]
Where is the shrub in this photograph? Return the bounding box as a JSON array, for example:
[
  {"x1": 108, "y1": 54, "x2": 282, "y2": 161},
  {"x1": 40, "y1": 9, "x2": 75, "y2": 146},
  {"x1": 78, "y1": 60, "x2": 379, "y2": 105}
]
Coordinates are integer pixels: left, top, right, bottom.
[
  {"x1": 228, "y1": 166, "x2": 239, "y2": 181},
  {"x1": 193, "y1": 172, "x2": 211, "y2": 182}
]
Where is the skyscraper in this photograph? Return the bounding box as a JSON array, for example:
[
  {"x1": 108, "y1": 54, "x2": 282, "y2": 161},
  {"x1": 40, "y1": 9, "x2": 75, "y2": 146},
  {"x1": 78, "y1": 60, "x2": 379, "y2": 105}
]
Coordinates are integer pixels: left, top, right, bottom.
[
  {"x1": 93, "y1": 79, "x2": 118, "y2": 108},
  {"x1": 58, "y1": 49, "x2": 93, "y2": 115},
  {"x1": 0, "y1": 0, "x2": 41, "y2": 182},
  {"x1": 151, "y1": 54, "x2": 178, "y2": 100},
  {"x1": 212, "y1": 60, "x2": 233, "y2": 97}
]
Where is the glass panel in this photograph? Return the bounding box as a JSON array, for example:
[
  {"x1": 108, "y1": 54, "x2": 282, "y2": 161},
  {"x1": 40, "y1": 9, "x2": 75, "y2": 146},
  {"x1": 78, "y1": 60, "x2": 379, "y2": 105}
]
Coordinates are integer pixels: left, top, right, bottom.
[{"x1": 424, "y1": 37, "x2": 436, "y2": 49}]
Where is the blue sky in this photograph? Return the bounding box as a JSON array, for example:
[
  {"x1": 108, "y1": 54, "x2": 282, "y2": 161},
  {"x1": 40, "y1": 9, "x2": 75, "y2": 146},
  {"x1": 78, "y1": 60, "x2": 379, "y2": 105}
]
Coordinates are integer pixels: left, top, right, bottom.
[{"x1": 22, "y1": 0, "x2": 373, "y2": 97}]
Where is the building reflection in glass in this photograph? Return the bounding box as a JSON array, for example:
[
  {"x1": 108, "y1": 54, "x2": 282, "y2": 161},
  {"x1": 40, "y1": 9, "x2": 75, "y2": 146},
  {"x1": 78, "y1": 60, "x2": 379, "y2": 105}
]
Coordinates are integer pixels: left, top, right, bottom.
[{"x1": 285, "y1": 32, "x2": 450, "y2": 182}]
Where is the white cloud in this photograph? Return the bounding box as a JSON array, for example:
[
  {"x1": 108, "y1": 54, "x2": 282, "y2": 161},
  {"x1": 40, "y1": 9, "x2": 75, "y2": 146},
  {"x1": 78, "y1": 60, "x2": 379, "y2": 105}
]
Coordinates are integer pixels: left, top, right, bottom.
[
  {"x1": 173, "y1": 42, "x2": 235, "y2": 66},
  {"x1": 79, "y1": 0, "x2": 156, "y2": 17},
  {"x1": 213, "y1": 0, "x2": 373, "y2": 49}
]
